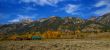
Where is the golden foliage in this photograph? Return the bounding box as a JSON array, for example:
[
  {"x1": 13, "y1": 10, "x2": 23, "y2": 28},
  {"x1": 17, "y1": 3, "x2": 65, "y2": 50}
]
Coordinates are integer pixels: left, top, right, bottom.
[
  {"x1": 8, "y1": 35, "x2": 17, "y2": 40},
  {"x1": 74, "y1": 30, "x2": 80, "y2": 33},
  {"x1": 27, "y1": 34, "x2": 33, "y2": 39},
  {"x1": 42, "y1": 31, "x2": 61, "y2": 39}
]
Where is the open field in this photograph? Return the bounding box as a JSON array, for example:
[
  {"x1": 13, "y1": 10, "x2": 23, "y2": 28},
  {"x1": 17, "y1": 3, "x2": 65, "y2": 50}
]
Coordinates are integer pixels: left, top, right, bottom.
[{"x1": 0, "y1": 39, "x2": 110, "y2": 50}]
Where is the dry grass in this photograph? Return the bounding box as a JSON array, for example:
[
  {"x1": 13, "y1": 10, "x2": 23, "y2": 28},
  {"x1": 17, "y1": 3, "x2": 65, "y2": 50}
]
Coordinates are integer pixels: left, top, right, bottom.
[
  {"x1": 1, "y1": 32, "x2": 110, "y2": 50},
  {"x1": 0, "y1": 39, "x2": 110, "y2": 50}
]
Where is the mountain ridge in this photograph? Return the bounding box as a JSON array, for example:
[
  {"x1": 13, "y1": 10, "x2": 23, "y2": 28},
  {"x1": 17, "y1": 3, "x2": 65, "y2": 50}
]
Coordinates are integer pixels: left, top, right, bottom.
[
  {"x1": 0, "y1": 13, "x2": 110, "y2": 33},
  {"x1": 0, "y1": 13, "x2": 110, "y2": 39}
]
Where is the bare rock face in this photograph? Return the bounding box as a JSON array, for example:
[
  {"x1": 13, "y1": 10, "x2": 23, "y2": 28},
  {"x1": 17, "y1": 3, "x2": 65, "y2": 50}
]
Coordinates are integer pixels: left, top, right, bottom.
[
  {"x1": 81, "y1": 24, "x2": 103, "y2": 33},
  {"x1": 98, "y1": 13, "x2": 110, "y2": 25}
]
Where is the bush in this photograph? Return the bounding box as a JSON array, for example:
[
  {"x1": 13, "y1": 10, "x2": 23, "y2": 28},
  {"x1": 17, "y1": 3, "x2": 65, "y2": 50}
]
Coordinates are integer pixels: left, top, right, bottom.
[{"x1": 42, "y1": 31, "x2": 61, "y2": 39}]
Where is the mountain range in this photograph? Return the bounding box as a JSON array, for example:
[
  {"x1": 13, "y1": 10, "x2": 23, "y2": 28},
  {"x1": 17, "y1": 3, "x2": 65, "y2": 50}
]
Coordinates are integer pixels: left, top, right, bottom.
[{"x1": 0, "y1": 13, "x2": 110, "y2": 39}]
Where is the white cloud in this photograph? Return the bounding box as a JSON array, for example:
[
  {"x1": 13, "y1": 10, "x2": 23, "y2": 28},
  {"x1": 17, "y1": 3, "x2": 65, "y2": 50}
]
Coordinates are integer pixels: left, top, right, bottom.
[
  {"x1": 9, "y1": 19, "x2": 19, "y2": 23},
  {"x1": 94, "y1": 0, "x2": 110, "y2": 15},
  {"x1": 21, "y1": 6, "x2": 37, "y2": 13},
  {"x1": 8, "y1": 15, "x2": 36, "y2": 23},
  {"x1": 95, "y1": 1, "x2": 107, "y2": 7},
  {"x1": 23, "y1": 6, "x2": 37, "y2": 11},
  {"x1": 95, "y1": 6, "x2": 110, "y2": 16},
  {"x1": 20, "y1": 0, "x2": 63, "y2": 6},
  {"x1": 64, "y1": 4, "x2": 79, "y2": 15}
]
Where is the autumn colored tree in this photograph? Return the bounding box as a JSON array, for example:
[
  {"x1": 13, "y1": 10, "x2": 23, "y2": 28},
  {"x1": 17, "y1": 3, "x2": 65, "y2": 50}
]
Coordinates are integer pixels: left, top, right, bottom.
[
  {"x1": 42, "y1": 31, "x2": 61, "y2": 39},
  {"x1": 8, "y1": 34, "x2": 17, "y2": 40}
]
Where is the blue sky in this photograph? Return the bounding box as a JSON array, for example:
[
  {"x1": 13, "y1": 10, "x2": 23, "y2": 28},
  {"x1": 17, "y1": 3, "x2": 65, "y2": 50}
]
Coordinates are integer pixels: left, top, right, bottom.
[{"x1": 0, "y1": 0, "x2": 110, "y2": 24}]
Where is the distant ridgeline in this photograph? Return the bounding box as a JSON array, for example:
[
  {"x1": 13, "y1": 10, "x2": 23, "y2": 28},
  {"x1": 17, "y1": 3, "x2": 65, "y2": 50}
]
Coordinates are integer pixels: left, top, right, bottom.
[{"x1": 0, "y1": 13, "x2": 110, "y2": 40}]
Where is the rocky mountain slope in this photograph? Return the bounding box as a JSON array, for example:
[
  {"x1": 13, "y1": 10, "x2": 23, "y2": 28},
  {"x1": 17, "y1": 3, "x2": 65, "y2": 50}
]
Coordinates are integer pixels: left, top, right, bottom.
[
  {"x1": 98, "y1": 13, "x2": 110, "y2": 25},
  {"x1": 0, "y1": 13, "x2": 110, "y2": 39}
]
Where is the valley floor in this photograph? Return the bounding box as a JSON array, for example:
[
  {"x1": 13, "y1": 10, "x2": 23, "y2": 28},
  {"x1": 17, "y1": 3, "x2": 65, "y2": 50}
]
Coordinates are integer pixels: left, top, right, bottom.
[{"x1": 0, "y1": 39, "x2": 110, "y2": 50}]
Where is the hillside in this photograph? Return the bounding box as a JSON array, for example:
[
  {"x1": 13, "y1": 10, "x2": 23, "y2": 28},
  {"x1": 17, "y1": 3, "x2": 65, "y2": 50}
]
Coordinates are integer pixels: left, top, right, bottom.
[
  {"x1": 98, "y1": 13, "x2": 110, "y2": 25},
  {"x1": 0, "y1": 13, "x2": 110, "y2": 40}
]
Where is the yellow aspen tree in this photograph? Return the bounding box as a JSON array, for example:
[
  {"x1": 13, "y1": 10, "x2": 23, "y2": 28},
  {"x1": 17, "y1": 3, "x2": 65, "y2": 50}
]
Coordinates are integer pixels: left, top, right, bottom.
[{"x1": 8, "y1": 35, "x2": 17, "y2": 40}]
